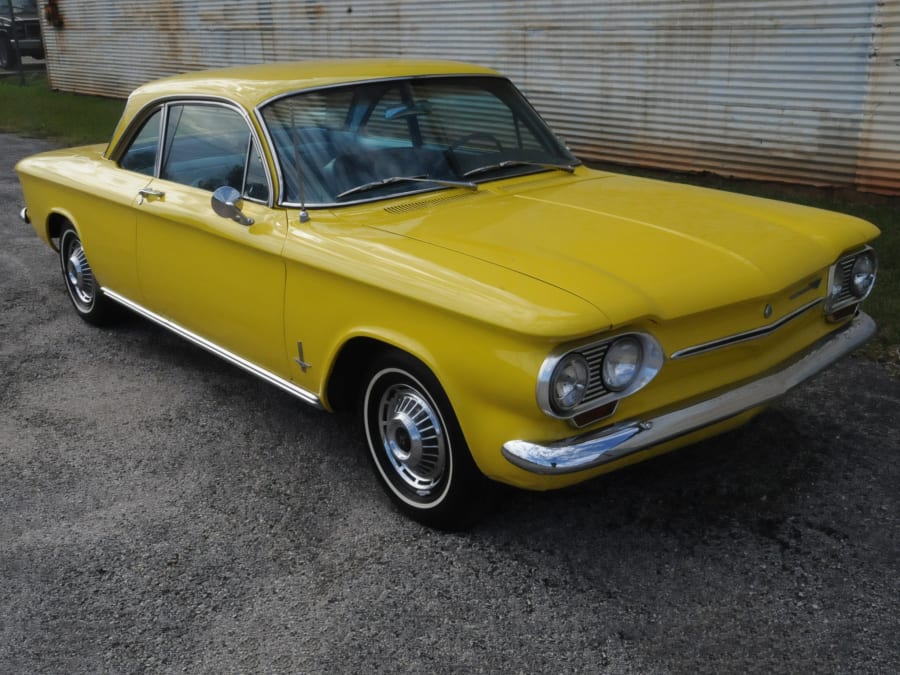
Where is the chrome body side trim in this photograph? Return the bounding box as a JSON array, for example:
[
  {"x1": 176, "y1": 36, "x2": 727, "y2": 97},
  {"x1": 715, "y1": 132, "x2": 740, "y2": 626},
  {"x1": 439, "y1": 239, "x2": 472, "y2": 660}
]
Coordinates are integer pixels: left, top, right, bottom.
[
  {"x1": 502, "y1": 313, "x2": 875, "y2": 475},
  {"x1": 102, "y1": 288, "x2": 322, "y2": 409},
  {"x1": 670, "y1": 298, "x2": 823, "y2": 360}
]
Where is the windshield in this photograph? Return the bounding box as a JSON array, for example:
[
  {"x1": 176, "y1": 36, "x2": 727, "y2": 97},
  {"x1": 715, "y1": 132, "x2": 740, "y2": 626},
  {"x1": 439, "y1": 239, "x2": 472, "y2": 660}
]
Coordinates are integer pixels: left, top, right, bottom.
[
  {"x1": 10, "y1": 0, "x2": 37, "y2": 14},
  {"x1": 260, "y1": 75, "x2": 578, "y2": 205}
]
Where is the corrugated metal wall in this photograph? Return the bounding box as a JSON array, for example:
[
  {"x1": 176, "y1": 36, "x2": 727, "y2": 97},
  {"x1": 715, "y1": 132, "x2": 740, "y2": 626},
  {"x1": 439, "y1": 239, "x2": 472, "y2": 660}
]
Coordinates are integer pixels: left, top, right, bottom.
[
  {"x1": 856, "y1": 0, "x2": 900, "y2": 193},
  {"x1": 39, "y1": 0, "x2": 900, "y2": 193}
]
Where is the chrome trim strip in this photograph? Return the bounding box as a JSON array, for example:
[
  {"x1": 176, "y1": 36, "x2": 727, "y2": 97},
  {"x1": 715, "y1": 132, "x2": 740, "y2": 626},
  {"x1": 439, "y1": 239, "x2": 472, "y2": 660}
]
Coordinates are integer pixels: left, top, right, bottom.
[
  {"x1": 280, "y1": 185, "x2": 476, "y2": 210},
  {"x1": 502, "y1": 313, "x2": 875, "y2": 475},
  {"x1": 255, "y1": 73, "x2": 509, "y2": 117},
  {"x1": 102, "y1": 289, "x2": 322, "y2": 409},
  {"x1": 789, "y1": 277, "x2": 822, "y2": 300},
  {"x1": 670, "y1": 298, "x2": 823, "y2": 360},
  {"x1": 155, "y1": 103, "x2": 168, "y2": 180}
]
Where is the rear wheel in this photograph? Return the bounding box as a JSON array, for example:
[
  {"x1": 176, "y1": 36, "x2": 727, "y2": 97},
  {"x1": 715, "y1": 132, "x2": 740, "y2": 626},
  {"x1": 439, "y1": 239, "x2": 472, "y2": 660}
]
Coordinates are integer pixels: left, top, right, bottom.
[
  {"x1": 362, "y1": 352, "x2": 484, "y2": 529},
  {"x1": 58, "y1": 223, "x2": 117, "y2": 325}
]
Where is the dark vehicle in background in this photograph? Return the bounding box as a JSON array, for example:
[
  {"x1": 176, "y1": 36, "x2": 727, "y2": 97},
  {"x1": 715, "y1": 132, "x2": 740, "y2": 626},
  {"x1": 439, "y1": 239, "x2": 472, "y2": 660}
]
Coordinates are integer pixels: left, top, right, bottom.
[{"x1": 1, "y1": 0, "x2": 43, "y2": 69}]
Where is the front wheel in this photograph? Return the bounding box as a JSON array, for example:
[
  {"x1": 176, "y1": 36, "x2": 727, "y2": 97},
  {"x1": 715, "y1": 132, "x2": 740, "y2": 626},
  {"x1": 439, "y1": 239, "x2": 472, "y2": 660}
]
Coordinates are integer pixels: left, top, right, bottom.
[
  {"x1": 58, "y1": 223, "x2": 118, "y2": 325},
  {"x1": 362, "y1": 353, "x2": 484, "y2": 529}
]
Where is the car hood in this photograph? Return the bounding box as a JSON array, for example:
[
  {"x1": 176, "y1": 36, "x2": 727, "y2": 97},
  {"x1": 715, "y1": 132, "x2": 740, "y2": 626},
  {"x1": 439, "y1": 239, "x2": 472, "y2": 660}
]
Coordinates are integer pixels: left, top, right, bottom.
[{"x1": 368, "y1": 171, "x2": 879, "y2": 325}]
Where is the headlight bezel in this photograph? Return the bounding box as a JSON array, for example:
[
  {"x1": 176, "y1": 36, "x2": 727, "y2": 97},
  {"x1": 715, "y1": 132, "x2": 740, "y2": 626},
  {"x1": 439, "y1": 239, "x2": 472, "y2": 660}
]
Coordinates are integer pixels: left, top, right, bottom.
[
  {"x1": 825, "y1": 246, "x2": 877, "y2": 315},
  {"x1": 538, "y1": 332, "x2": 664, "y2": 420}
]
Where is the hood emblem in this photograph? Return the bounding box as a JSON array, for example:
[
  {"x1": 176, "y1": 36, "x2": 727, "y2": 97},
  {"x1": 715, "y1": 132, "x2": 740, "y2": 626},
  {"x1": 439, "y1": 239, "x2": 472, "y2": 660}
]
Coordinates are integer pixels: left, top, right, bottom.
[
  {"x1": 790, "y1": 277, "x2": 822, "y2": 300},
  {"x1": 764, "y1": 304, "x2": 773, "y2": 319}
]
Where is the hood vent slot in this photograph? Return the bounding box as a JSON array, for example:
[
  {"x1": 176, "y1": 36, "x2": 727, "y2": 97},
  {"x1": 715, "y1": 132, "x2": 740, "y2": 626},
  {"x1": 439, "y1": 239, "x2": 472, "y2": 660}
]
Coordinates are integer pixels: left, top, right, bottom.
[{"x1": 384, "y1": 191, "x2": 485, "y2": 214}]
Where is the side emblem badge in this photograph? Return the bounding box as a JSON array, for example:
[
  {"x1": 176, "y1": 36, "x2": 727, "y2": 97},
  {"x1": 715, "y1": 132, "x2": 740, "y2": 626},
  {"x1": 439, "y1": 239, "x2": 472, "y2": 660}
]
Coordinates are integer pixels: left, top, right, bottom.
[
  {"x1": 764, "y1": 304, "x2": 773, "y2": 319},
  {"x1": 294, "y1": 341, "x2": 311, "y2": 373}
]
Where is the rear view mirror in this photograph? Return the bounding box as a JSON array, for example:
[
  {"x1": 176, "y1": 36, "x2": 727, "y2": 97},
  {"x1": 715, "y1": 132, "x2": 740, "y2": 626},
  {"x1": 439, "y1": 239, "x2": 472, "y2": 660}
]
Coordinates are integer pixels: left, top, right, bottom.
[{"x1": 211, "y1": 186, "x2": 254, "y2": 226}]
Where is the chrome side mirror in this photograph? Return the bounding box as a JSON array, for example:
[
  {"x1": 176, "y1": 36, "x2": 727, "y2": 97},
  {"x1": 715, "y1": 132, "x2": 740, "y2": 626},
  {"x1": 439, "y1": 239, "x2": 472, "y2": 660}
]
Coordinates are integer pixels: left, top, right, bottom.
[{"x1": 211, "y1": 186, "x2": 254, "y2": 226}]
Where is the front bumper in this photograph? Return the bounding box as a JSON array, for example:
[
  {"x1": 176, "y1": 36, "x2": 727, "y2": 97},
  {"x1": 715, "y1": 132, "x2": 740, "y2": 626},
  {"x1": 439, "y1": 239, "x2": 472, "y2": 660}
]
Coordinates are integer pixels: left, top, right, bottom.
[{"x1": 502, "y1": 313, "x2": 876, "y2": 475}]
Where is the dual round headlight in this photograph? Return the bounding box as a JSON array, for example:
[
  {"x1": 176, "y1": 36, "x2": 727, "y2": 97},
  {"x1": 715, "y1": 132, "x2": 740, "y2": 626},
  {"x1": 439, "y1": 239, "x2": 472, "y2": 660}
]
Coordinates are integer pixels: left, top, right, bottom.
[
  {"x1": 602, "y1": 336, "x2": 643, "y2": 392},
  {"x1": 826, "y1": 247, "x2": 877, "y2": 314},
  {"x1": 549, "y1": 353, "x2": 589, "y2": 411},
  {"x1": 850, "y1": 251, "x2": 876, "y2": 298},
  {"x1": 546, "y1": 334, "x2": 657, "y2": 415}
]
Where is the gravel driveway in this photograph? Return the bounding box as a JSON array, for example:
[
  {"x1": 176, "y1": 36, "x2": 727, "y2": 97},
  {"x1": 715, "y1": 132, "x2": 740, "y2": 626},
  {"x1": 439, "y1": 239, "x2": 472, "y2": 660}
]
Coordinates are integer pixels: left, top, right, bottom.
[{"x1": 2, "y1": 133, "x2": 898, "y2": 673}]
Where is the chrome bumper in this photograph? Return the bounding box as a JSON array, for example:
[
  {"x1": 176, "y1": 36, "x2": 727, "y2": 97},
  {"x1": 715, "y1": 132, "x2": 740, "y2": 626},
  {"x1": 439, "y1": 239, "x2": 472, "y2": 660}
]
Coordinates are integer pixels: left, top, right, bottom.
[
  {"x1": 502, "y1": 313, "x2": 876, "y2": 475},
  {"x1": 19, "y1": 207, "x2": 30, "y2": 224}
]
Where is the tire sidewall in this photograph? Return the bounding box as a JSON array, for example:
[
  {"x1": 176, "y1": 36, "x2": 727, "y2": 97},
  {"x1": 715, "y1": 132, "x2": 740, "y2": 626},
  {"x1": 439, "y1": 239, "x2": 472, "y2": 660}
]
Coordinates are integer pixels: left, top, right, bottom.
[
  {"x1": 59, "y1": 225, "x2": 96, "y2": 316},
  {"x1": 363, "y1": 364, "x2": 457, "y2": 512}
]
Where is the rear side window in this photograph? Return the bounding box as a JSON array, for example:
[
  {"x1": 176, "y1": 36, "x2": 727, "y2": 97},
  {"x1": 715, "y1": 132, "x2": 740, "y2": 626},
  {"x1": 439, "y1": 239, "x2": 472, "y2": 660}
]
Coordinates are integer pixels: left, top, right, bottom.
[{"x1": 119, "y1": 109, "x2": 161, "y2": 176}]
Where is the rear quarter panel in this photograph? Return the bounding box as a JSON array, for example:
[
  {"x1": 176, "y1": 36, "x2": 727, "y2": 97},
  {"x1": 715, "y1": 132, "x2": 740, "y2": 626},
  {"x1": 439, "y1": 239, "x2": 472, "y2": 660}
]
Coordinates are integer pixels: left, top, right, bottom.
[{"x1": 17, "y1": 146, "x2": 150, "y2": 301}]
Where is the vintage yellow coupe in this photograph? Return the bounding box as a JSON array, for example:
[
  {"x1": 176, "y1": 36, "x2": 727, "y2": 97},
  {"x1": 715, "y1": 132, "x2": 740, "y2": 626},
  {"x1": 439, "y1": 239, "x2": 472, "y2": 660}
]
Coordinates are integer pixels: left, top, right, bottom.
[{"x1": 17, "y1": 60, "x2": 879, "y2": 527}]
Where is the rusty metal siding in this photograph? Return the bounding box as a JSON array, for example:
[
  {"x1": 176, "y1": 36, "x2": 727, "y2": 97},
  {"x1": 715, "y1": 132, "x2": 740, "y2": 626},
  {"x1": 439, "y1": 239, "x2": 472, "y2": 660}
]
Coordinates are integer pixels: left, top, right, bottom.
[
  {"x1": 39, "y1": 1, "x2": 900, "y2": 193},
  {"x1": 856, "y1": 1, "x2": 900, "y2": 193}
]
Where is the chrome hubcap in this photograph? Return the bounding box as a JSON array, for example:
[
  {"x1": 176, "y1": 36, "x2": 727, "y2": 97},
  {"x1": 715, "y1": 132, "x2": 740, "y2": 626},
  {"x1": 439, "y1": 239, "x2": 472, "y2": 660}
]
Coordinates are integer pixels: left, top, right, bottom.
[
  {"x1": 378, "y1": 384, "x2": 447, "y2": 492},
  {"x1": 64, "y1": 240, "x2": 94, "y2": 307}
]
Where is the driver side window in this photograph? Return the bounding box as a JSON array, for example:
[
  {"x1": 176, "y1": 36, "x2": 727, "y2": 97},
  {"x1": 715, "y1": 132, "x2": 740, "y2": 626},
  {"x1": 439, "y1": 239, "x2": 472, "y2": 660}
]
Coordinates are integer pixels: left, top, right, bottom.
[
  {"x1": 119, "y1": 103, "x2": 270, "y2": 202},
  {"x1": 161, "y1": 105, "x2": 249, "y2": 193}
]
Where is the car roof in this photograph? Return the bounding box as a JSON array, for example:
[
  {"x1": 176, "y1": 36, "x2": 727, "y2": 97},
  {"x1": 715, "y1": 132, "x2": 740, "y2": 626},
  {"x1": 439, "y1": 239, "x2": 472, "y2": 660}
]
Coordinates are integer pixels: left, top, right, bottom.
[
  {"x1": 138, "y1": 60, "x2": 499, "y2": 104},
  {"x1": 108, "y1": 59, "x2": 501, "y2": 155}
]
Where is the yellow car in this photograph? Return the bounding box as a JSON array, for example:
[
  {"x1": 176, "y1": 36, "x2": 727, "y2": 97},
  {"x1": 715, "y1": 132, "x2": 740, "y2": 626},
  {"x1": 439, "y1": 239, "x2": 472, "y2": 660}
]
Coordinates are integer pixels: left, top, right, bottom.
[{"x1": 17, "y1": 60, "x2": 879, "y2": 528}]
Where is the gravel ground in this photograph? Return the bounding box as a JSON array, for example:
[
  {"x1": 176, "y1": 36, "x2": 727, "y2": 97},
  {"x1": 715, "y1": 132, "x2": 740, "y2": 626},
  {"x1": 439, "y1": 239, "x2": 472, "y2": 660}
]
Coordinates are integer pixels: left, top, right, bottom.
[{"x1": 2, "y1": 133, "x2": 898, "y2": 673}]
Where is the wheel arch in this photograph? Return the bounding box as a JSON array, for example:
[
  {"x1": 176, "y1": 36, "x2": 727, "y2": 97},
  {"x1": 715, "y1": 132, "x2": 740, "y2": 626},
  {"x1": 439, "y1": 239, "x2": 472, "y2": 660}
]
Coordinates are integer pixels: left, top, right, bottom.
[
  {"x1": 46, "y1": 209, "x2": 78, "y2": 252},
  {"x1": 325, "y1": 335, "x2": 439, "y2": 413}
]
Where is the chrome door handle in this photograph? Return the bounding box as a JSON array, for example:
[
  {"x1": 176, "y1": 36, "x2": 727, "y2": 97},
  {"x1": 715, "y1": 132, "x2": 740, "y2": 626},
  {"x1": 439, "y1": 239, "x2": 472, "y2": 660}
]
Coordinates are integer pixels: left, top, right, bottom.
[{"x1": 137, "y1": 188, "x2": 165, "y2": 204}]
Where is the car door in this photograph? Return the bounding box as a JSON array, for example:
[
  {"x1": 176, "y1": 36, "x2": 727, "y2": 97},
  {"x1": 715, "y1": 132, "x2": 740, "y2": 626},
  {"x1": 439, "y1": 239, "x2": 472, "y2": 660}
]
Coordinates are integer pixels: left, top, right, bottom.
[
  {"x1": 73, "y1": 108, "x2": 167, "y2": 303},
  {"x1": 134, "y1": 102, "x2": 289, "y2": 377}
]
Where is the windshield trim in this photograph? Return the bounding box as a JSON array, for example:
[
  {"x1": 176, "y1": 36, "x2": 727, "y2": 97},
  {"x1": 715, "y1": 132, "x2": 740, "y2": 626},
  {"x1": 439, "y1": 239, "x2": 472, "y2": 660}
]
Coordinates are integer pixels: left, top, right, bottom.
[{"x1": 276, "y1": 167, "x2": 576, "y2": 209}]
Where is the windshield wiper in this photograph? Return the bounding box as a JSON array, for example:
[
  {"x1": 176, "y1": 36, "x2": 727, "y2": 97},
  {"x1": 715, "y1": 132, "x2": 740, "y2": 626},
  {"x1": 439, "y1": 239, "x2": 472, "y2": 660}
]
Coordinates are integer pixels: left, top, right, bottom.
[
  {"x1": 462, "y1": 160, "x2": 578, "y2": 179},
  {"x1": 336, "y1": 175, "x2": 478, "y2": 200}
]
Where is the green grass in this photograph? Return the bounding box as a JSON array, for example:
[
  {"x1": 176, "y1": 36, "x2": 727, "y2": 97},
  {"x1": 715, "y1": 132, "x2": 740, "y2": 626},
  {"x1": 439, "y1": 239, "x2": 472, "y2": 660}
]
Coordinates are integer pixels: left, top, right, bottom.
[
  {"x1": 0, "y1": 73, "x2": 124, "y2": 145},
  {"x1": 2, "y1": 73, "x2": 896, "y2": 373}
]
